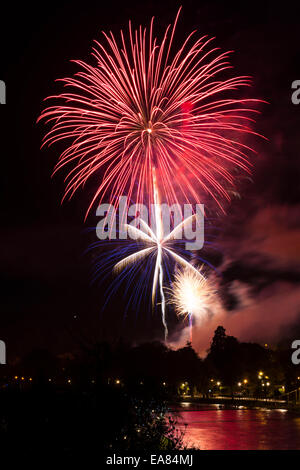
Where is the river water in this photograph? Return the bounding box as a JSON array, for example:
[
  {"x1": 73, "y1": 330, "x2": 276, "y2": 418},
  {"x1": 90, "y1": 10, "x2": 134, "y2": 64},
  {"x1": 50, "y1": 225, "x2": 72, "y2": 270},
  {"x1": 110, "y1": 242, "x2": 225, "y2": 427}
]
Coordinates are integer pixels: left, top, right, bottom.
[{"x1": 175, "y1": 403, "x2": 300, "y2": 450}]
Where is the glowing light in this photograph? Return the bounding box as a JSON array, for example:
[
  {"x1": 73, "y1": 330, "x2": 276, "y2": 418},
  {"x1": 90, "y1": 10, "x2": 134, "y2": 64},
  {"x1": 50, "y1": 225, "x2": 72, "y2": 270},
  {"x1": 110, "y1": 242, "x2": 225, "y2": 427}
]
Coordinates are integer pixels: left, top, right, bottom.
[
  {"x1": 170, "y1": 267, "x2": 216, "y2": 340},
  {"x1": 181, "y1": 402, "x2": 190, "y2": 407},
  {"x1": 39, "y1": 8, "x2": 262, "y2": 217},
  {"x1": 171, "y1": 268, "x2": 215, "y2": 320}
]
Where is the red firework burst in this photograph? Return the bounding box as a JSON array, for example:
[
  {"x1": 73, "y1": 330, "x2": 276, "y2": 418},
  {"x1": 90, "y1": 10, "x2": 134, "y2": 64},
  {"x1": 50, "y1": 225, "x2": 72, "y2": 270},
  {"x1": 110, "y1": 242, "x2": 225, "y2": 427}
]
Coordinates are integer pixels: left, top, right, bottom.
[{"x1": 38, "y1": 8, "x2": 262, "y2": 217}]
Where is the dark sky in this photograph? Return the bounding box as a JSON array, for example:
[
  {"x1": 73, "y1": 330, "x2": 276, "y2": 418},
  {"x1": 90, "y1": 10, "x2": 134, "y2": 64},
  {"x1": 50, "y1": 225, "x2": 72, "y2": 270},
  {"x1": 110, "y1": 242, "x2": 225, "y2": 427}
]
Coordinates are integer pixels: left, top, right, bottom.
[{"x1": 1, "y1": 0, "x2": 300, "y2": 359}]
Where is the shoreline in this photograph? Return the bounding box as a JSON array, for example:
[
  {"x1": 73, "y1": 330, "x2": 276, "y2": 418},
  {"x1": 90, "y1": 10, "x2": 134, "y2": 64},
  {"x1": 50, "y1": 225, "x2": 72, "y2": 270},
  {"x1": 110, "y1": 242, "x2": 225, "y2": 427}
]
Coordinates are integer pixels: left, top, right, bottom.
[{"x1": 169, "y1": 397, "x2": 300, "y2": 413}]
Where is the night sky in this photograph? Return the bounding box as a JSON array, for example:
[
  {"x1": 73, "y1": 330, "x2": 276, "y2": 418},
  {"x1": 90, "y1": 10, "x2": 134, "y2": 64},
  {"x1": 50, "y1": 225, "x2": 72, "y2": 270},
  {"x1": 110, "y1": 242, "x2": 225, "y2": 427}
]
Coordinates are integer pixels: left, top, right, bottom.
[{"x1": 1, "y1": 0, "x2": 300, "y2": 360}]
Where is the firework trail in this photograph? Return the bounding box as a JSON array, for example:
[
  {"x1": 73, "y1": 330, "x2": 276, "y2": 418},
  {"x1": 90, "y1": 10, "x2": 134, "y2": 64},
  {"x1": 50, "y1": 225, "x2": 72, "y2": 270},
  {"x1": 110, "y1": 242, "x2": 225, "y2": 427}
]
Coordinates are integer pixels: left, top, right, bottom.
[
  {"x1": 170, "y1": 268, "x2": 216, "y2": 342},
  {"x1": 39, "y1": 8, "x2": 261, "y2": 217}
]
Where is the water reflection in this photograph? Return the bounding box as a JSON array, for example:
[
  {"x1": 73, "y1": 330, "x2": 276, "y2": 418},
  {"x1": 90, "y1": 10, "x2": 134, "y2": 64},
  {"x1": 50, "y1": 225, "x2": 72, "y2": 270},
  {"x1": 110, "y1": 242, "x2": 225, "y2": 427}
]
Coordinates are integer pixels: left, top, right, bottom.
[{"x1": 175, "y1": 404, "x2": 300, "y2": 450}]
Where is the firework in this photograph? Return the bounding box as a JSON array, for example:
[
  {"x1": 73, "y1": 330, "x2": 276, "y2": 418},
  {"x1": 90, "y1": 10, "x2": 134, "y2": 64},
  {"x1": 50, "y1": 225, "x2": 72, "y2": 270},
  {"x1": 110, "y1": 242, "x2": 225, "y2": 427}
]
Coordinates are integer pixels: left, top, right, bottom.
[
  {"x1": 39, "y1": 8, "x2": 261, "y2": 217},
  {"x1": 170, "y1": 268, "x2": 216, "y2": 341},
  {"x1": 113, "y1": 168, "x2": 202, "y2": 339}
]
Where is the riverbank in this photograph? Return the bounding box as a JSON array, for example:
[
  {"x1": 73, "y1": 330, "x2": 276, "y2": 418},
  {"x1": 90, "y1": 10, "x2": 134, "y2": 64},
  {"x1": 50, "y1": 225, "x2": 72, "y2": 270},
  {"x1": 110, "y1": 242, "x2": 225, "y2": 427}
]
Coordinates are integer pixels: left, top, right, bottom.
[{"x1": 169, "y1": 395, "x2": 300, "y2": 412}]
